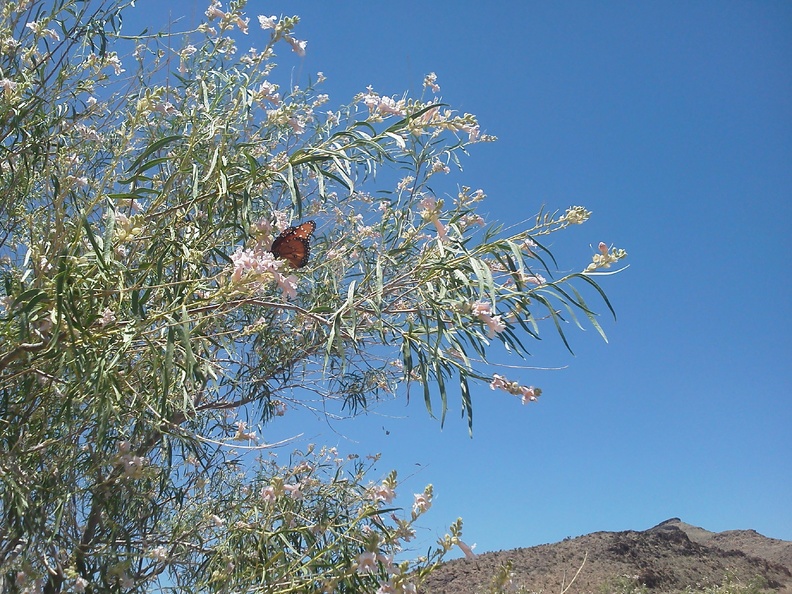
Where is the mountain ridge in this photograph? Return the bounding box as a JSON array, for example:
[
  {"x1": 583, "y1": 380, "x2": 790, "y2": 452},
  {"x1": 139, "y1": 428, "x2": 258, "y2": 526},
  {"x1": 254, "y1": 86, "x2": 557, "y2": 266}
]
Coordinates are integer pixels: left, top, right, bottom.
[{"x1": 422, "y1": 518, "x2": 792, "y2": 593}]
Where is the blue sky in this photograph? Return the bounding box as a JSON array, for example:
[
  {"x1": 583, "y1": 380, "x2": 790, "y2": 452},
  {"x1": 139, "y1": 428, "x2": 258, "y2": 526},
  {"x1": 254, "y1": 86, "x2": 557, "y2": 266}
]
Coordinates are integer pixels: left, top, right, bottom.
[{"x1": 127, "y1": 1, "x2": 791, "y2": 554}]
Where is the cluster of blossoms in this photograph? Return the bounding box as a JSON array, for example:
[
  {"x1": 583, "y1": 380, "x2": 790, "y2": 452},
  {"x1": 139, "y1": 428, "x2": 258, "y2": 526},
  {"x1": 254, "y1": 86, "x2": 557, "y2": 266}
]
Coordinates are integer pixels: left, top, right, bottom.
[
  {"x1": 472, "y1": 300, "x2": 507, "y2": 338},
  {"x1": 0, "y1": 77, "x2": 18, "y2": 97},
  {"x1": 562, "y1": 205, "x2": 591, "y2": 226},
  {"x1": 490, "y1": 374, "x2": 542, "y2": 405},
  {"x1": 351, "y1": 483, "x2": 444, "y2": 593},
  {"x1": 355, "y1": 551, "x2": 416, "y2": 594},
  {"x1": 362, "y1": 86, "x2": 408, "y2": 119},
  {"x1": 113, "y1": 212, "x2": 143, "y2": 243},
  {"x1": 233, "y1": 421, "x2": 257, "y2": 441},
  {"x1": 423, "y1": 72, "x2": 440, "y2": 93},
  {"x1": 229, "y1": 219, "x2": 300, "y2": 299},
  {"x1": 406, "y1": 105, "x2": 493, "y2": 142},
  {"x1": 357, "y1": 74, "x2": 493, "y2": 145},
  {"x1": 75, "y1": 50, "x2": 125, "y2": 76},
  {"x1": 419, "y1": 195, "x2": 449, "y2": 241},
  {"x1": 586, "y1": 242, "x2": 629, "y2": 272},
  {"x1": 519, "y1": 271, "x2": 546, "y2": 285},
  {"x1": 260, "y1": 480, "x2": 304, "y2": 502},
  {"x1": 369, "y1": 481, "x2": 396, "y2": 504},
  {"x1": 116, "y1": 441, "x2": 147, "y2": 479},
  {"x1": 25, "y1": 19, "x2": 60, "y2": 41},
  {"x1": 201, "y1": 2, "x2": 307, "y2": 58}
]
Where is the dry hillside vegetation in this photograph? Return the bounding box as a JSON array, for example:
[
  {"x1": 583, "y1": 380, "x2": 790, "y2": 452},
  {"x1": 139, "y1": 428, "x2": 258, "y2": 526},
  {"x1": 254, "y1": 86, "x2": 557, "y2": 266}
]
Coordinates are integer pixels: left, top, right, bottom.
[{"x1": 422, "y1": 518, "x2": 792, "y2": 594}]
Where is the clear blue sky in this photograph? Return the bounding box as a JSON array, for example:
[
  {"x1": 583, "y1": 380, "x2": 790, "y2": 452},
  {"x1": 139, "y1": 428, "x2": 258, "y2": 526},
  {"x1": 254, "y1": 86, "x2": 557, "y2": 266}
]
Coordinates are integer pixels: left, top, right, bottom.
[{"x1": 127, "y1": 1, "x2": 791, "y2": 554}]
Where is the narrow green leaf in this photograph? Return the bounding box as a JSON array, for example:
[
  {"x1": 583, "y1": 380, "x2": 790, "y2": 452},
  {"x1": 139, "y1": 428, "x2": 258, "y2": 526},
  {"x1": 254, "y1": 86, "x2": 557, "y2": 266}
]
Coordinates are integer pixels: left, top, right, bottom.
[
  {"x1": 82, "y1": 217, "x2": 107, "y2": 271},
  {"x1": 420, "y1": 351, "x2": 433, "y2": 418},
  {"x1": 11, "y1": 289, "x2": 49, "y2": 316},
  {"x1": 180, "y1": 304, "x2": 197, "y2": 386},
  {"x1": 126, "y1": 134, "x2": 183, "y2": 174},
  {"x1": 569, "y1": 284, "x2": 608, "y2": 342},
  {"x1": 436, "y1": 361, "x2": 447, "y2": 427},
  {"x1": 575, "y1": 273, "x2": 617, "y2": 320},
  {"x1": 133, "y1": 156, "x2": 171, "y2": 175},
  {"x1": 285, "y1": 163, "x2": 302, "y2": 217},
  {"x1": 460, "y1": 372, "x2": 473, "y2": 437},
  {"x1": 401, "y1": 336, "x2": 413, "y2": 379},
  {"x1": 507, "y1": 240, "x2": 525, "y2": 275},
  {"x1": 162, "y1": 325, "x2": 174, "y2": 410},
  {"x1": 534, "y1": 292, "x2": 574, "y2": 354}
]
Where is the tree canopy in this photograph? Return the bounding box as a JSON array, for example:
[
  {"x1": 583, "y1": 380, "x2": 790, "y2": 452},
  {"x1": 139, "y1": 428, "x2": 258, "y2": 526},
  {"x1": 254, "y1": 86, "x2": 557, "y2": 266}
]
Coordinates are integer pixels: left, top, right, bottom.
[{"x1": 0, "y1": 1, "x2": 626, "y2": 591}]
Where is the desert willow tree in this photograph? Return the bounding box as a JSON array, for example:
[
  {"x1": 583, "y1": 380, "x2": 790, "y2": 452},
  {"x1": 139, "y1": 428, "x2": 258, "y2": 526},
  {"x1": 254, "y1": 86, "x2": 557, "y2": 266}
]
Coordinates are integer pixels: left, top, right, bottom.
[{"x1": 0, "y1": 0, "x2": 626, "y2": 592}]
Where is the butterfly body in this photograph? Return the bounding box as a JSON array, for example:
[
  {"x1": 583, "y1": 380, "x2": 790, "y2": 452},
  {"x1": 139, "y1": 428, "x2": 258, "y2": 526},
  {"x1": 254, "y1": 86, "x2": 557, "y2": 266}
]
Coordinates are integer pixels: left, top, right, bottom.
[{"x1": 270, "y1": 220, "x2": 316, "y2": 269}]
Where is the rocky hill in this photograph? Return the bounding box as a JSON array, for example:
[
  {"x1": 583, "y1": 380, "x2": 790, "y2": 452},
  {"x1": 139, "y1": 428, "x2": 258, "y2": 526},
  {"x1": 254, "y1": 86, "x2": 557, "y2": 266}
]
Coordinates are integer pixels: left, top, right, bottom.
[{"x1": 422, "y1": 518, "x2": 792, "y2": 593}]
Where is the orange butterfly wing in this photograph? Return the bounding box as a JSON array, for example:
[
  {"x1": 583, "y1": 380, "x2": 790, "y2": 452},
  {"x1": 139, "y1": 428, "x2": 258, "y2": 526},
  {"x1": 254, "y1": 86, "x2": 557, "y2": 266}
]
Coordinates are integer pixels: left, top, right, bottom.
[{"x1": 270, "y1": 221, "x2": 316, "y2": 268}]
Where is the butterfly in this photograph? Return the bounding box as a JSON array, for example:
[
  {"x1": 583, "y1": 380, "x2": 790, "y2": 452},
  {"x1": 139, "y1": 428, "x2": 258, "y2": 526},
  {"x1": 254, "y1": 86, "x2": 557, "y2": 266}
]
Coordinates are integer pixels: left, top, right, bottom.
[{"x1": 269, "y1": 220, "x2": 316, "y2": 269}]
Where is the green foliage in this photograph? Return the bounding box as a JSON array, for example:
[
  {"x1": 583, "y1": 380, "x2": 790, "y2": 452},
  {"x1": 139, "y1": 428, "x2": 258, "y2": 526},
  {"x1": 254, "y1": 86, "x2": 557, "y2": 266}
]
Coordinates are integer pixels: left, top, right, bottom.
[
  {"x1": 484, "y1": 555, "x2": 587, "y2": 594},
  {"x1": 599, "y1": 574, "x2": 652, "y2": 594},
  {"x1": 682, "y1": 573, "x2": 771, "y2": 594},
  {"x1": 599, "y1": 572, "x2": 772, "y2": 594},
  {"x1": 485, "y1": 560, "x2": 536, "y2": 594},
  {"x1": 0, "y1": 0, "x2": 626, "y2": 591}
]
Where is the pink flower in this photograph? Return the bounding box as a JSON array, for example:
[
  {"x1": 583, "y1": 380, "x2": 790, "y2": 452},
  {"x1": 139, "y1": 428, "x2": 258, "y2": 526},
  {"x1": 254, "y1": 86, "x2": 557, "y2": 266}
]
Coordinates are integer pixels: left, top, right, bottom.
[
  {"x1": 520, "y1": 386, "x2": 538, "y2": 404},
  {"x1": 120, "y1": 454, "x2": 145, "y2": 478},
  {"x1": 523, "y1": 273, "x2": 546, "y2": 285},
  {"x1": 284, "y1": 483, "x2": 303, "y2": 500},
  {"x1": 372, "y1": 483, "x2": 396, "y2": 503},
  {"x1": 362, "y1": 88, "x2": 407, "y2": 117},
  {"x1": 205, "y1": 0, "x2": 225, "y2": 19},
  {"x1": 420, "y1": 195, "x2": 437, "y2": 210},
  {"x1": 462, "y1": 124, "x2": 480, "y2": 142},
  {"x1": 416, "y1": 105, "x2": 440, "y2": 126},
  {"x1": 288, "y1": 116, "x2": 305, "y2": 134},
  {"x1": 423, "y1": 72, "x2": 440, "y2": 93},
  {"x1": 0, "y1": 78, "x2": 17, "y2": 97},
  {"x1": 285, "y1": 35, "x2": 307, "y2": 57},
  {"x1": 258, "y1": 15, "x2": 277, "y2": 29},
  {"x1": 598, "y1": 241, "x2": 609, "y2": 255},
  {"x1": 105, "y1": 54, "x2": 125, "y2": 76},
  {"x1": 230, "y1": 246, "x2": 281, "y2": 283},
  {"x1": 356, "y1": 551, "x2": 378, "y2": 575},
  {"x1": 472, "y1": 301, "x2": 506, "y2": 337},
  {"x1": 26, "y1": 21, "x2": 61, "y2": 41},
  {"x1": 256, "y1": 81, "x2": 280, "y2": 104},
  {"x1": 484, "y1": 314, "x2": 506, "y2": 338},
  {"x1": 233, "y1": 421, "x2": 256, "y2": 441},
  {"x1": 413, "y1": 492, "x2": 431, "y2": 514},
  {"x1": 431, "y1": 217, "x2": 448, "y2": 241},
  {"x1": 472, "y1": 301, "x2": 492, "y2": 317},
  {"x1": 377, "y1": 96, "x2": 406, "y2": 116},
  {"x1": 150, "y1": 546, "x2": 168, "y2": 562},
  {"x1": 260, "y1": 485, "x2": 277, "y2": 502},
  {"x1": 276, "y1": 273, "x2": 298, "y2": 300},
  {"x1": 490, "y1": 374, "x2": 508, "y2": 391},
  {"x1": 430, "y1": 159, "x2": 450, "y2": 174},
  {"x1": 152, "y1": 101, "x2": 179, "y2": 116}
]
